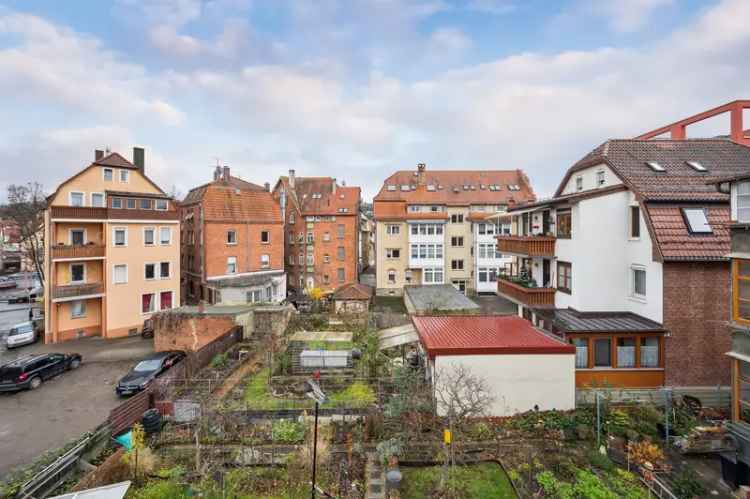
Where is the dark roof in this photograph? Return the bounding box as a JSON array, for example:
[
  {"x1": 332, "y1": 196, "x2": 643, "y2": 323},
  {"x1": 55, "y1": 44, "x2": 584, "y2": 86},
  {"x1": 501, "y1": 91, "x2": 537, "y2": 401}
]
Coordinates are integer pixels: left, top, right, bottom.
[
  {"x1": 105, "y1": 190, "x2": 172, "y2": 200},
  {"x1": 333, "y1": 283, "x2": 373, "y2": 300},
  {"x1": 404, "y1": 284, "x2": 480, "y2": 313},
  {"x1": 645, "y1": 203, "x2": 730, "y2": 261},
  {"x1": 413, "y1": 315, "x2": 575, "y2": 356},
  {"x1": 93, "y1": 152, "x2": 138, "y2": 169},
  {"x1": 549, "y1": 309, "x2": 665, "y2": 333}
]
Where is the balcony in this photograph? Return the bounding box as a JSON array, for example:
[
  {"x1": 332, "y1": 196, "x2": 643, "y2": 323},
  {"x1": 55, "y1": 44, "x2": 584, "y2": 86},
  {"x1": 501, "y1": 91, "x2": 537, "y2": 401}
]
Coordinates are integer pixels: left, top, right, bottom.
[
  {"x1": 51, "y1": 283, "x2": 105, "y2": 301},
  {"x1": 497, "y1": 277, "x2": 555, "y2": 308},
  {"x1": 50, "y1": 206, "x2": 107, "y2": 220},
  {"x1": 50, "y1": 206, "x2": 179, "y2": 221},
  {"x1": 51, "y1": 244, "x2": 105, "y2": 260},
  {"x1": 496, "y1": 235, "x2": 555, "y2": 257}
]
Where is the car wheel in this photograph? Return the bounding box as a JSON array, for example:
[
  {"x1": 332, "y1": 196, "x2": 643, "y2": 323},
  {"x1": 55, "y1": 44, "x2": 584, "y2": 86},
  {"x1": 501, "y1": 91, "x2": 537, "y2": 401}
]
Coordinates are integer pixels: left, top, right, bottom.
[
  {"x1": 29, "y1": 377, "x2": 42, "y2": 390},
  {"x1": 70, "y1": 359, "x2": 81, "y2": 370}
]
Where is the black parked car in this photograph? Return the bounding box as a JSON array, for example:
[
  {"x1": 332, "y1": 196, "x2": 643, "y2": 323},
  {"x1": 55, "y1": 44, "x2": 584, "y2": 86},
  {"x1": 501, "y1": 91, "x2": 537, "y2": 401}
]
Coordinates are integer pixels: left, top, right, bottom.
[
  {"x1": 115, "y1": 351, "x2": 184, "y2": 396},
  {"x1": 0, "y1": 353, "x2": 82, "y2": 392}
]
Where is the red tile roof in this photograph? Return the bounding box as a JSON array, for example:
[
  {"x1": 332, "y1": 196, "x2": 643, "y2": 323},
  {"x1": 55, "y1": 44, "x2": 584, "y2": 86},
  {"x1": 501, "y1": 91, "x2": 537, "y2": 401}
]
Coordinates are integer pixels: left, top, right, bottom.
[
  {"x1": 412, "y1": 315, "x2": 575, "y2": 357},
  {"x1": 278, "y1": 177, "x2": 360, "y2": 216},
  {"x1": 183, "y1": 176, "x2": 282, "y2": 223},
  {"x1": 333, "y1": 282, "x2": 373, "y2": 300},
  {"x1": 645, "y1": 203, "x2": 730, "y2": 261},
  {"x1": 94, "y1": 152, "x2": 138, "y2": 169}
]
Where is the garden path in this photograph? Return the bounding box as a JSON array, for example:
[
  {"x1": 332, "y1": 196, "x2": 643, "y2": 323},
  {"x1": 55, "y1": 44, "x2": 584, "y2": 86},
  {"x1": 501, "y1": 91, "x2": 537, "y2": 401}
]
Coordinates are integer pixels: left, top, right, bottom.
[{"x1": 211, "y1": 349, "x2": 263, "y2": 400}]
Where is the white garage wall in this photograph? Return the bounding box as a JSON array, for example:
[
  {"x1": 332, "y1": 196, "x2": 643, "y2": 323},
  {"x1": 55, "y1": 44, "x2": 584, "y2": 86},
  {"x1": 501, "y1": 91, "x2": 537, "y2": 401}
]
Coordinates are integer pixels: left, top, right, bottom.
[{"x1": 434, "y1": 353, "x2": 575, "y2": 416}]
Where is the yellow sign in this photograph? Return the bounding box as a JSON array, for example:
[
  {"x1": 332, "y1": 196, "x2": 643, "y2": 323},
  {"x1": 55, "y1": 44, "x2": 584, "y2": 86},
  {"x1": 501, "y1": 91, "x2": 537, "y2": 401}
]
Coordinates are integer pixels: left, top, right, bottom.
[{"x1": 443, "y1": 429, "x2": 452, "y2": 444}]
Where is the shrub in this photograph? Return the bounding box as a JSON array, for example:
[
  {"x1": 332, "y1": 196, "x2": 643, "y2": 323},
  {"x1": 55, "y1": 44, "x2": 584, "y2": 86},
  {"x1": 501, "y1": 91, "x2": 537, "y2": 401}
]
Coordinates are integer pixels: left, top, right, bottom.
[
  {"x1": 272, "y1": 420, "x2": 306, "y2": 443},
  {"x1": 209, "y1": 353, "x2": 227, "y2": 369},
  {"x1": 131, "y1": 479, "x2": 188, "y2": 499},
  {"x1": 627, "y1": 439, "x2": 665, "y2": 467},
  {"x1": 671, "y1": 469, "x2": 706, "y2": 499},
  {"x1": 588, "y1": 449, "x2": 615, "y2": 471}
]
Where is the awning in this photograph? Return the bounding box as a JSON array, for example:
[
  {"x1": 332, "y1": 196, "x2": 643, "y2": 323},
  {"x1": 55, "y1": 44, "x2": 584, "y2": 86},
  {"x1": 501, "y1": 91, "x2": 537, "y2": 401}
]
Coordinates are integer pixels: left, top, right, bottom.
[{"x1": 378, "y1": 324, "x2": 419, "y2": 350}]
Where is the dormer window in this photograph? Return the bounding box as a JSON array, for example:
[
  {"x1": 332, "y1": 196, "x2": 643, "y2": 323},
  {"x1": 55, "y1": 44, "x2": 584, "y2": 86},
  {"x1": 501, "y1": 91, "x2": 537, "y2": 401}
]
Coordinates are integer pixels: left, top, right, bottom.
[
  {"x1": 687, "y1": 161, "x2": 707, "y2": 172},
  {"x1": 401, "y1": 185, "x2": 410, "y2": 191},
  {"x1": 387, "y1": 185, "x2": 396, "y2": 191},
  {"x1": 682, "y1": 207, "x2": 712, "y2": 234},
  {"x1": 646, "y1": 161, "x2": 665, "y2": 172}
]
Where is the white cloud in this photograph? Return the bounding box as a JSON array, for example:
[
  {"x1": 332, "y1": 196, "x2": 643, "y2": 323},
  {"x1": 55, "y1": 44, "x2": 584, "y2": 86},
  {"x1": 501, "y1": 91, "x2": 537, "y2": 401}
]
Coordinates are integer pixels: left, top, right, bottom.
[
  {"x1": 466, "y1": 0, "x2": 515, "y2": 15},
  {"x1": 591, "y1": 0, "x2": 674, "y2": 33}
]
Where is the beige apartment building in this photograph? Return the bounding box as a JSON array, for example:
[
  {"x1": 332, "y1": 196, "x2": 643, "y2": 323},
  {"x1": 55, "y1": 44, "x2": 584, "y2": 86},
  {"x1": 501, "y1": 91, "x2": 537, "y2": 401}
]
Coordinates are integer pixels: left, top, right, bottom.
[
  {"x1": 373, "y1": 164, "x2": 535, "y2": 296},
  {"x1": 43, "y1": 148, "x2": 180, "y2": 343}
]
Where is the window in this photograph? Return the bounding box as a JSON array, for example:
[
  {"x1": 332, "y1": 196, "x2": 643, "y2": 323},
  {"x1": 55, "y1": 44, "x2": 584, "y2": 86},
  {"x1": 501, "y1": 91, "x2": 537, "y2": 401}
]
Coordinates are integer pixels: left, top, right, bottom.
[
  {"x1": 247, "y1": 289, "x2": 263, "y2": 303},
  {"x1": 478, "y1": 267, "x2": 489, "y2": 283},
  {"x1": 142, "y1": 293, "x2": 156, "y2": 314},
  {"x1": 386, "y1": 248, "x2": 400, "y2": 259},
  {"x1": 324, "y1": 254, "x2": 331, "y2": 263},
  {"x1": 155, "y1": 199, "x2": 168, "y2": 210},
  {"x1": 682, "y1": 208, "x2": 712, "y2": 234},
  {"x1": 289, "y1": 212, "x2": 296, "y2": 224},
  {"x1": 126, "y1": 198, "x2": 136, "y2": 209},
  {"x1": 630, "y1": 206, "x2": 641, "y2": 238},
  {"x1": 289, "y1": 255, "x2": 295, "y2": 265},
  {"x1": 140, "y1": 199, "x2": 153, "y2": 210},
  {"x1": 617, "y1": 338, "x2": 636, "y2": 368},
  {"x1": 227, "y1": 257, "x2": 237, "y2": 274},
  {"x1": 160, "y1": 291, "x2": 173, "y2": 310},
  {"x1": 451, "y1": 236, "x2": 463, "y2": 247},
  {"x1": 451, "y1": 259, "x2": 464, "y2": 271},
  {"x1": 557, "y1": 262, "x2": 572, "y2": 293},
  {"x1": 556, "y1": 210, "x2": 571, "y2": 239},
  {"x1": 640, "y1": 337, "x2": 659, "y2": 368},
  {"x1": 596, "y1": 170, "x2": 605, "y2": 187},
  {"x1": 451, "y1": 213, "x2": 464, "y2": 223},
  {"x1": 631, "y1": 266, "x2": 646, "y2": 298},
  {"x1": 113, "y1": 227, "x2": 127, "y2": 247},
  {"x1": 103, "y1": 168, "x2": 113, "y2": 181},
  {"x1": 160, "y1": 262, "x2": 170, "y2": 279},
  {"x1": 227, "y1": 230, "x2": 237, "y2": 244},
  {"x1": 323, "y1": 232, "x2": 331, "y2": 242},
  {"x1": 734, "y1": 260, "x2": 750, "y2": 323},
  {"x1": 70, "y1": 229, "x2": 85, "y2": 246},
  {"x1": 112, "y1": 197, "x2": 122, "y2": 209},
  {"x1": 144, "y1": 227, "x2": 155, "y2": 246},
  {"x1": 145, "y1": 263, "x2": 156, "y2": 280},
  {"x1": 299, "y1": 252, "x2": 304, "y2": 265},
  {"x1": 306, "y1": 232, "x2": 314, "y2": 244},
  {"x1": 478, "y1": 223, "x2": 495, "y2": 236},
  {"x1": 261, "y1": 231, "x2": 270, "y2": 243},
  {"x1": 337, "y1": 224, "x2": 345, "y2": 239},
  {"x1": 91, "y1": 193, "x2": 105, "y2": 207},
  {"x1": 70, "y1": 192, "x2": 84, "y2": 207},
  {"x1": 120, "y1": 169, "x2": 129, "y2": 182},
  {"x1": 646, "y1": 161, "x2": 665, "y2": 172},
  {"x1": 337, "y1": 268, "x2": 345, "y2": 282},
  {"x1": 738, "y1": 182, "x2": 750, "y2": 223},
  {"x1": 572, "y1": 338, "x2": 588, "y2": 368},
  {"x1": 113, "y1": 264, "x2": 127, "y2": 284},
  {"x1": 386, "y1": 225, "x2": 400, "y2": 235},
  {"x1": 160, "y1": 227, "x2": 172, "y2": 245},
  {"x1": 337, "y1": 247, "x2": 345, "y2": 260},
  {"x1": 575, "y1": 176, "x2": 583, "y2": 191},
  {"x1": 71, "y1": 300, "x2": 86, "y2": 318},
  {"x1": 423, "y1": 267, "x2": 444, "y2": 284},
  {"x1": 289, "y1": 231, "x2": 295, "y2": 244},
  {"x1": 70, "y1": 263, "x2": 85, "y2": 284},
  {"x1": 388, "y1": 269, "x2": 396, "y2": 284},
  {"x1": 594, "y1": 338, "x2": 612, "y2": 367},
  {"x1": 261, "y1": 254, "x2": 270, "y2": 268}
]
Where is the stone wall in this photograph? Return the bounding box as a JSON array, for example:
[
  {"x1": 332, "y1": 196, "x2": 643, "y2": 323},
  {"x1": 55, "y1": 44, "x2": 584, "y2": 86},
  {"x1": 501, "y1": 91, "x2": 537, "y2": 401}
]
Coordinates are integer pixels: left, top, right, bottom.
[{"x1": 154, "y1": 312, "x2": 237, "y2": 352}]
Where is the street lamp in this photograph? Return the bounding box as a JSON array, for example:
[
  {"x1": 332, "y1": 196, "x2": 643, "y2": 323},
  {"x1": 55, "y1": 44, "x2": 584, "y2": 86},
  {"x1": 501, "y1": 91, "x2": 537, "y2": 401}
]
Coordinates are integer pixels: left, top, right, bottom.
[{"x1": 305, "y1": 376, "x2": 327, "y2": 499}]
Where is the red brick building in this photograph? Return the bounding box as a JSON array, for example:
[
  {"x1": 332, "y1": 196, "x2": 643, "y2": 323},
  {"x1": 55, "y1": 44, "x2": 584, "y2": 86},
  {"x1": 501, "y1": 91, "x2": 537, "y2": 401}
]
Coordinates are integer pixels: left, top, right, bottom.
[
  {"x1": 272, "y1": 170, "x2": 361, "y2": 296},
  {"x1": 181, "y1": 166, "x2": 286, "y2": 305}
]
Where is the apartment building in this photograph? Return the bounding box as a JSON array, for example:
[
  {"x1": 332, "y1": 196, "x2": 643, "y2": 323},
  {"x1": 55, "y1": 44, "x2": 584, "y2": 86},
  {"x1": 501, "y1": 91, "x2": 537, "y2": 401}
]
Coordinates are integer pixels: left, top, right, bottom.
[
  {"x1": 272, "y1": 170, "x2": 361, "y2": 295},
  {"x1": 43, "y1": 148, "x2": 180, "y2": 343},
  {"x1": 499, "y1": 135, "x2": 750, "y2": 388},
  {"x1": 373, "y1": 164, "x2": 535, "y2": 296},
  {"x1": 180, "y1": 166, "x2": 286, "y2": 306}
]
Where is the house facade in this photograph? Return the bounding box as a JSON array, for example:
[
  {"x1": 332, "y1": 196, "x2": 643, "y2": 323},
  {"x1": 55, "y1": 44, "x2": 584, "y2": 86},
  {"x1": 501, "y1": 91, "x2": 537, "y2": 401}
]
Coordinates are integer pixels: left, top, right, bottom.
[
  {"x1": 272, "y1": 170, "x2": 361, "y2": 296},
  {"x1": 180, "y1": 166, "x2": 286, "y2": 306},
  {"x1": 500, "y1": 138, "x2": 749, "y2": 388},
  {"x1": 43, "y1": 148, "x2": 180, "y2": 342},
  {"x1": 373, "y1": 164, "x2": 534, "y2": 296}
]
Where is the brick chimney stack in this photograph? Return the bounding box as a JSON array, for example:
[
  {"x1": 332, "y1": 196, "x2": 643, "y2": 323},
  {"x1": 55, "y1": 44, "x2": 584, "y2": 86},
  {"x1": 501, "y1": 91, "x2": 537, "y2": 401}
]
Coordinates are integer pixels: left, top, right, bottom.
[
  {"x1": 213, "y1": 166, "x2": 222, "y2": 181},
  {"x1": 417, "y1": 163, "x2": 426, "y2": 185},
  {"x1": 222, "y1": 166, "x2": 230, "y2": 181},
  {"x1": 133, "y1": 147, "x2": 145, "y2": 175},
  {"x1": 332, "y1": 178, "x2": 337, "y2": 194},
  {"x1": 95, "y1": 149, "x2": 104, "y2": 161},
  {"x1": 264, "y1": 182, "x2": 270, "y2": 192},
  {"x1": 289, "y1": 169, "x2": 296, "y2": 188}
]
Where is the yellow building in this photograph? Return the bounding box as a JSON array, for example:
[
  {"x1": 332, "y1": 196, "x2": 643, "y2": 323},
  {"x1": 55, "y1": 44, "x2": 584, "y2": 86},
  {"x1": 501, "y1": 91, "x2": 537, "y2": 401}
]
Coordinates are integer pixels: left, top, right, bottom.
[{"x1": 43, "y1": 148, "x2": 180, "y2": 343}]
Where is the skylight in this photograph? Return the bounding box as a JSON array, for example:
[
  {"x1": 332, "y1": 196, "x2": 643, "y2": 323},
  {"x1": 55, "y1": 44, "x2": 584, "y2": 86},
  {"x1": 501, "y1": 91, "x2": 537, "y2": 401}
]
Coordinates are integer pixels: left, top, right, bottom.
[
  {"x1": 400, "y1": 185, "x2": 410, "y2": 191},
  {"x1": 686, "y1": 161, "x2": 707, "y2": 172},
  {"x1": 386, "y1": 185, "x2": 396, "y2": 191},
  {"x1": 682, "y1": 208, "x2": 712, "y2": 234},
  {"x1": 646, "y1": 161, "x2": 665, "y2": 172}
]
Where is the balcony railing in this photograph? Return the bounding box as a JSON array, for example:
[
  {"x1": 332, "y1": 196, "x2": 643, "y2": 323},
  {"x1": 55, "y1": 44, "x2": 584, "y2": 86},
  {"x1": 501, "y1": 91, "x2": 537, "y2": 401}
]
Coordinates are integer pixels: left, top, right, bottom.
[
  {"x1": 496, "y1": 235, "x2": 555, "y2": 257},
  {"x1": 497, "y1": 277, "x2": 555, "y2": 308},
  {"x1": 50, "y1": 206, "x2": 107, "y2": 219},
  {"x1": 50, "y1": 206, "x2": 179, "y2": 221},
  {"x1": 51, "y1": 282, "x2": 104, "y2": 300},
  {"x1": 51, "y1": 244, "x2": 105, "y2": 260}
]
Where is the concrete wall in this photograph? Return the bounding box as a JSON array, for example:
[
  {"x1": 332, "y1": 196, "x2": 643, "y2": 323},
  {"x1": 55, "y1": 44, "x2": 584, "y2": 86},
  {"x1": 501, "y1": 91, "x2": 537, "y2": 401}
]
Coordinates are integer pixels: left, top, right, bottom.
[{"x1": 433, "y1": 353, "x2": 576, "y2": 416}]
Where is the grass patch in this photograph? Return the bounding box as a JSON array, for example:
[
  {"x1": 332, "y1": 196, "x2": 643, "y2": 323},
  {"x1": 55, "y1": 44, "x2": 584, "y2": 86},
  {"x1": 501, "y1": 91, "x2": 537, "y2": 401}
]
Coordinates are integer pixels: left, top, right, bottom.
[
  {"x1": 325, "y1": 382, "x2": 376, "y2": 408},
  {"x1": 304, "y1": 340, "x2": 354, "y2": 351},
  {"x1": 401, "y1": 463, "x2": 517, "y2": 498}
]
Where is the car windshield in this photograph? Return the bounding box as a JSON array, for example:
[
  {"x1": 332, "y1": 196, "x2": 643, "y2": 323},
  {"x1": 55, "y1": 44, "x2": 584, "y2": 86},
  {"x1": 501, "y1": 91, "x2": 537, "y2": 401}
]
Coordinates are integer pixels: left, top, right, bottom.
[
  {"x1": 133, "y1": 359, "x2": 162, "y2": 372},
  {"x1": 9, "y1": 324, "x2": 33, "y2": 336}
]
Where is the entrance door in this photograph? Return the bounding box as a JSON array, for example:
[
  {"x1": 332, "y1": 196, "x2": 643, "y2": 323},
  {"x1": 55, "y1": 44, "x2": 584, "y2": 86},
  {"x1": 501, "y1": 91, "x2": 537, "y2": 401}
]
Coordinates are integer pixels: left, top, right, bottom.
[
  {"x1": 542, "y1": 259, "x2": 551, "y2": 288},
  {"x1": 452, "y1": 280, "x2": 466, "y2": 294}
]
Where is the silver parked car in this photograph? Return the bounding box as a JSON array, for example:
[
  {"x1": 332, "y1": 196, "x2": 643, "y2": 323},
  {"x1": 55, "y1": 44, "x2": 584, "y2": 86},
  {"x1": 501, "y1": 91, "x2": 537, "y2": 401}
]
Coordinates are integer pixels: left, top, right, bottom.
[{"x1": 6, "y1": 319, "x2": 43, "y2": 349}]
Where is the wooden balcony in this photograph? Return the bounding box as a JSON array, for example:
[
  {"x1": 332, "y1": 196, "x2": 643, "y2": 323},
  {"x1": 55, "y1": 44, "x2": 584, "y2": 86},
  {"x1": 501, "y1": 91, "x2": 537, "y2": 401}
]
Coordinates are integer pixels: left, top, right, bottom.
[
  {"x1": 51, "y1": 283, "x2": 105, "y2": 301},
  {"x1": 496, "y1": 235, "x2": 555, "y2": 257},
  {"x1": 51, "y1": 244, "x2": 105, "y2": 260},
  {"x1": 50, "y1": 206, "x2": 179, "y2": 221},
  {"x1": 50, "y1": 206, "x2": 107, "y2": 220},
  {"x1": 497, "y1": 277, "x2": 555, "y2": 308}
]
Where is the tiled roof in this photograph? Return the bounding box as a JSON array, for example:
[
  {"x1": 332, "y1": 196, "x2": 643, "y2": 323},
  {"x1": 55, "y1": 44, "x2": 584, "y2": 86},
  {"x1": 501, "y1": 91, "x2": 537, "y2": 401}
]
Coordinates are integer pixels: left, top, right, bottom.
[
  {"x1": 548, "y1": 309, "x2": 665, "y2": 333},
  {"x1": 333, "y1": 282, "x2": 373, "y2": 300},
  {"x1": 279, "y1": 176, "x2": 360, "y2": 216},
  {"x1": 413, "y1": 315, "x2": 575, "y2": 357},
  {"x1": 183, "y1": 177, "x2": 281, "y2": 223},
  {"x1": 182, "y1": 175, "x2": 266, "y2": 206},
  {"x1": 106, "y1": 190, "x2": 172, "y2": 200},
  {"x1": 645, "y1": 203, "x2": 730, "y2": 261},
  {"x1": 94, "y1": 152, "x2": 137, "y2": 169},
  {"x1": 373, "y1": 168, "x2": 535, "y2": 207},
  {"x1": 373, "y1": 202, "x2": 450, "y2": 221}
]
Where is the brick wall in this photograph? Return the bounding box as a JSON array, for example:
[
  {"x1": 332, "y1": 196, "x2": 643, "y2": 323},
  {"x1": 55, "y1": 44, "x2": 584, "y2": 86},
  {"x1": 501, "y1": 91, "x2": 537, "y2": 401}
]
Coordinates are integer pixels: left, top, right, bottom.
[
  {"x1": 663, "y1": 261, "x2": 731, "y2": 386},
  {"x1": 153, "y1": 313, "x2": 237, "y2": 352},
  {"x1": 204, "y1": 222, "x2": 284, "y2": 278}
]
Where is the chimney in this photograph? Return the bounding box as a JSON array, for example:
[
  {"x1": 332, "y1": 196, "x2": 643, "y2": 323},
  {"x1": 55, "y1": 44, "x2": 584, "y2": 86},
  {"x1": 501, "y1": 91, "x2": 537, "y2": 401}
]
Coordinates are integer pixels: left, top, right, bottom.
[
  {"x1": 213, "y1": 166, "x2": 222, "y2": 181},
  {"x1": 95, "y1": 149, "x2": 104, "y2": 161},
  {"x1": 332, "y1": 178, "x2": 337, "y2": 194},
  {"x1": 133, "y1": 147, "x2": 145, "y2": 174},
  {"x1": 222, "y1": 166, "x2": 230, "y2": 181},
  {"x1": 289, "y1": 169, "x2": 296, "y2": 188},
  {"x1": 264, "y1": 182, "x2": 270, "y2": 192},
  {"x1": 417, "y1": 163, "x2": 426, "y2": 185}
]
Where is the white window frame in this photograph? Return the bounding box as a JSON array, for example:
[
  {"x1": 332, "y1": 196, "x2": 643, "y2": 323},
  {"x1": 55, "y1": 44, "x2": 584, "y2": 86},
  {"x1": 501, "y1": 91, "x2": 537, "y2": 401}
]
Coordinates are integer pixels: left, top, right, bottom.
[
  {"x1": 575, "y1": 176, "x2": 583, "y2": 191},
  {"x1": 113, "y1": 227, "x2": 128, "y2": 247},
  {"x1": 69, "y1": 191, "x2": 85, "y2": 207},
  {"x1": 159, "y1": 226, "x2": 172, "y2": 246},
  {"x1": 111, "y1": 197, "x2": 123, "y2": 209},
  {"x1": 143, "y1": 227, "x2": 156, "y2": 247},
  {"x1": 155, "y1": 199, "x2": 168, "y2": 211},
  {"x1": 386, "y1": 224, "x2": 400, "y2": 235},
  {"x1": 261, "y1": 231, "x2": 270, "y2": 244},
  {"x1": 386, "y1": 248, "x2": 400, "y2": 259},
  {"x1": 71, "y1": 300, "x2": 86, "y2": 319},
  {"x1": 227, "y1": 230, "x2": 237, "y2": 245},
  {"x1": 227, "y1": 256, "x2": 237, "y2": 274},
  {"x1": 102, "y1": 168, "x2": 114, "y2": 182},
  {"x1": 69, "y1": 228, "x2": 86, "y2": 245},
  {"x1": 737, "y1": 182, "x2": 750, "y2": 223},
  {"x1": 90, "y1": 192, "x2": 106, "y2": 208},
  {"x1": 261, "y1": 254, "x2": 270, "y2": 268},
  {"x1": 144, "y1": 262, "x2": 157, "y2": 281},
  {"x1": 141, "y1": 293, "x2": 156, "y2": 315},
  {"x1": 630, "y1": 265, "x2": 647, "y2": 301},
  {"x1": 159, "y1": 261, "x2": 171, "y2": 279},
  {"x1": 69, "y1": 263, "x2": 86, "y2": 284},
  {"x1": 596, "y1": 170, "x2": 605, "y2": 187},
  {"x1": 113, "y1": 264, "x2": 128, "y2": 284},
  {"x1": 159, "y1": 290, "x2": 174, "y2": 310},
  {"x1": 119, "y1": 169, "x2": 130, "y2": 183}
]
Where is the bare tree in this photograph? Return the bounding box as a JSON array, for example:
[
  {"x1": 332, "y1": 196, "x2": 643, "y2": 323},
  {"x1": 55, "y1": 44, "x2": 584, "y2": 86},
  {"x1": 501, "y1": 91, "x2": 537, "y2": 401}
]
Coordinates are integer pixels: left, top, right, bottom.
[
  {"x1": 434, "y1": 364, "x2": 494, "y2": 423},
  {"x1": 5, "y1": 183, "x2": 46, "y2": 285}
]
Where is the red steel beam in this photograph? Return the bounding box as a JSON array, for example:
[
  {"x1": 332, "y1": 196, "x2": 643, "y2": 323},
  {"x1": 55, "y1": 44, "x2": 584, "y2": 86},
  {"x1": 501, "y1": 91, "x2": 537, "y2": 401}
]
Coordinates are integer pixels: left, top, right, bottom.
[{"x1": 635, "y1": 100, "x2": 750, "y2": 145}]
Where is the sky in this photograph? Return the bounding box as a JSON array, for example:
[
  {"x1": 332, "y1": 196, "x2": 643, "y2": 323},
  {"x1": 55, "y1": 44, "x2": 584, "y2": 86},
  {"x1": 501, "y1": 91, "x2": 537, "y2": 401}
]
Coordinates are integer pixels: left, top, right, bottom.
[{"x1": 1, "y1": 0, "x2": 749, "y2": 201}]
